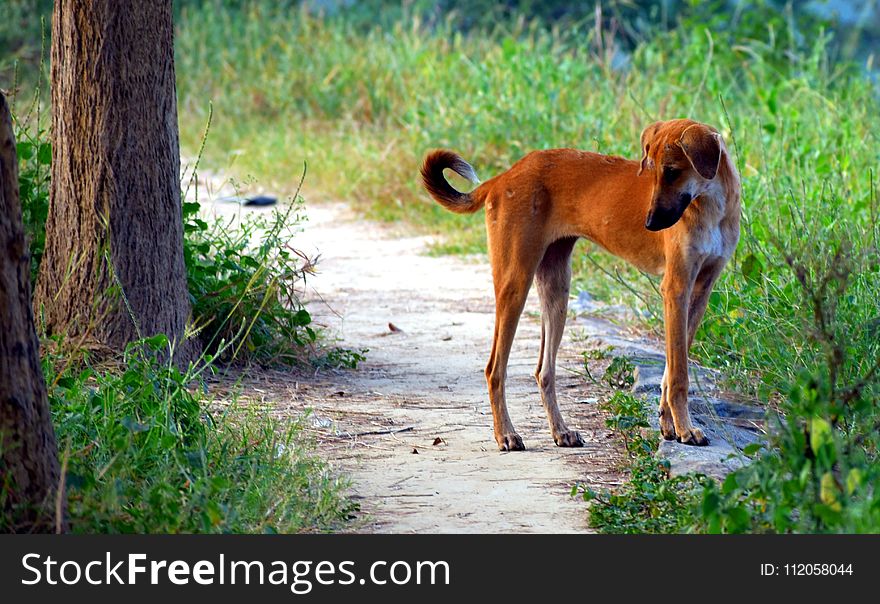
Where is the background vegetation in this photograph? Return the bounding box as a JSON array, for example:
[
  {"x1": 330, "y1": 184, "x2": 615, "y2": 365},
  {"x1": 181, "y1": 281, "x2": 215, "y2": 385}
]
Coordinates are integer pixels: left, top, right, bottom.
[{"x1": 3, "y1": 0, "x2": 879, "y2": 532}]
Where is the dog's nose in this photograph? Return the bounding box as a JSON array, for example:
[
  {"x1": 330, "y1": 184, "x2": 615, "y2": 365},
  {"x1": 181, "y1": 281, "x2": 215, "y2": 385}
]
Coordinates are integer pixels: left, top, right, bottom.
[
  {"x1": 645, "y1": 207, "x2": 677, "y2": 231},
  {"x1": 645, "y1": 216, "x2": 663, "y2": 231},
  {"x1": 645, "y1": 208, "x2": 668, "y2": 231}
]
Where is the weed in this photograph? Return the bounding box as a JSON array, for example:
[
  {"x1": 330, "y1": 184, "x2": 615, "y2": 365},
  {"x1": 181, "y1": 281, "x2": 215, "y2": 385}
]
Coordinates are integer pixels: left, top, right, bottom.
[
  {"x1": 573, "y1": 391, "x2": 704, "y2": 534},
  {"x1": 696, "y1": 242, "x2": 880, "y2": 533},
  {"x1": 27, "y1": 337, "x2": 356, "y2": 533},
  {"x1": 577, "y1": 346, "x2": 614, "y2": 384},
  {"x1": 602, "y1": 356, "x2": 636, "y2": 390}
]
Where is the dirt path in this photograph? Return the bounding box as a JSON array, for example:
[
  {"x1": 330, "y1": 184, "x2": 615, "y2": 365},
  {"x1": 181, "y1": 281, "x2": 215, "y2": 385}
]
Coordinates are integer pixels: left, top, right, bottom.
[{"x1": 197, "y1": 184, "x2": 628, "y2": 533}]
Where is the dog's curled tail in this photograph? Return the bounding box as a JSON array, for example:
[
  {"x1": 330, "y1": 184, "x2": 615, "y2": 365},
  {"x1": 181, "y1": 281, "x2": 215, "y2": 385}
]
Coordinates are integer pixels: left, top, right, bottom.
[{"x1": 420, "y1": 149, "x2": 485, "y2": 214}]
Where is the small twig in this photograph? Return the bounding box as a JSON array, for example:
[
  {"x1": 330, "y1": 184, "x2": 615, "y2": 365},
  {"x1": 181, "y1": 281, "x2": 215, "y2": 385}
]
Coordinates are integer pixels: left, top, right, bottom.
[
  {"x1": 351, "y1": 426, "x2": 415, "y2": 438},
  {"x1": 388, "y1": 475, "x2": 414, "y2": 489},
  {"x1": 325, "y1": 426, "x2": 415, "y2": 440}
]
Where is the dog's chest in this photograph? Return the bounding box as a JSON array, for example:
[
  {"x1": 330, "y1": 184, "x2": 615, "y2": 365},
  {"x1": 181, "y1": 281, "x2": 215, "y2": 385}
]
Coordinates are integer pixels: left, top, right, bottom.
[
  {"x1": 691, "y1": 224, "x2": 726, "y2": 258},
  {"x1": 686, "y1": 193, "x2": 737, "y2": 262}
]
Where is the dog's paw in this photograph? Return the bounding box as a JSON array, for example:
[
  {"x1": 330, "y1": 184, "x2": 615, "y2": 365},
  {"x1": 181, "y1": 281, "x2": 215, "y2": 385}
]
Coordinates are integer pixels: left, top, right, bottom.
[
  {"x1": 677, "y1": 427, "x2": 709, "y2": 446},
  {"x1": 553, "y1": 430, "x2": 585, "y2": 447},
  {"x1": 659, "y1": 409, "x2": 676, "y2": 440},
  {"x1": 497, "y1": 432, "x2": 525, "y2": 451}
]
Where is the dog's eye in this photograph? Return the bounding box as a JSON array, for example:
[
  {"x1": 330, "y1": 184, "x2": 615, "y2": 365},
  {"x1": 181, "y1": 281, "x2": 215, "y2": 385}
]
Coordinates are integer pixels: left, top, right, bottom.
[{"x1": 663, "y1": 167, "x2": 682, "y2": 183}]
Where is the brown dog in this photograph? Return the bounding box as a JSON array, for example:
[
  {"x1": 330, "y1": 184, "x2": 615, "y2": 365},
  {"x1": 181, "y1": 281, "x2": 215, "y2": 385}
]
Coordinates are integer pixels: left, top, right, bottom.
[{"x1": 421, "y1": 119, "x2": 741, "y2": 450}]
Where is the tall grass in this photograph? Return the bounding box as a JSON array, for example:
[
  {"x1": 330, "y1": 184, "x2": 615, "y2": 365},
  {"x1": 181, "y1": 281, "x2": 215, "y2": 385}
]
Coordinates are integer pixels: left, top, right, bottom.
[{"x1": 41, "y1": 337, "x2": 354, "y2": 533}]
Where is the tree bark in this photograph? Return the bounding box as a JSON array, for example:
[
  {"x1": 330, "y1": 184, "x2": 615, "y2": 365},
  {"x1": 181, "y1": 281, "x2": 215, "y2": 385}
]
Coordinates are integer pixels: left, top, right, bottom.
[
  {"x1": 35, "y1": 0, "x2": 197, "y2": 364},
  {"x1": 0, "y1": 92, "x2": 67, "y2": 533}
]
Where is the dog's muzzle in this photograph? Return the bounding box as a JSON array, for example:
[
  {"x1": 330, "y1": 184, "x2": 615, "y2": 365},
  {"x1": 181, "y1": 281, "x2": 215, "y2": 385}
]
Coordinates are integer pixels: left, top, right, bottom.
[{"x1": 645, "y1": 192, "x2": 692, "y2": 231}]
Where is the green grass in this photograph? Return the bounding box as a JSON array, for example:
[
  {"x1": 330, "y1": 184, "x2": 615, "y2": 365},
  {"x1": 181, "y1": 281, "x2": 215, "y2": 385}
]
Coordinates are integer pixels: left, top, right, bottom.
[
  {"x1": 574, "y1": 390, "x2": 705, "y2": 534},
  {"x1": 43, "y1": 337, "x2": 354, "y2": 533},
  {"x1": 579, "y1": 258, "x2": 880, "y2": 534}
]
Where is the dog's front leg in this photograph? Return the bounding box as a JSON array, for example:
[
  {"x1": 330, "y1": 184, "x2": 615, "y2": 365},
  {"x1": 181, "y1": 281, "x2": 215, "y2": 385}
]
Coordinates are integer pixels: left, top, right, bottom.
[
  {"x1": 660, "y1": 266, "x2": 708, "y2": 446},
  {"x1": 659, "y1": 261, "x2": 723, "y2": 441}
]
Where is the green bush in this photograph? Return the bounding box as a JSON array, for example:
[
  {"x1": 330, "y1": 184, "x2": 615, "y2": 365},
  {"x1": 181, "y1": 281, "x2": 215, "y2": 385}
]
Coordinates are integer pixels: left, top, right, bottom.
[
  {"x1": 697, "y1": 243, "x2": 880, "y2": 533},
  {"x1": 574, "y1": 391, "x2": 704, "y2": 534},
  {"x1": 582, "y1": 241, "x2": 880, "y2": 534},
  {"x1": 45, "y1": 337, "x2": 354, "y2": 533},
  {"x1": 14, "y1": 123, "x2": 49, "y2": 284},
  {"x1": 182, "y1": 182, "x2": 319, "y2": 365}
]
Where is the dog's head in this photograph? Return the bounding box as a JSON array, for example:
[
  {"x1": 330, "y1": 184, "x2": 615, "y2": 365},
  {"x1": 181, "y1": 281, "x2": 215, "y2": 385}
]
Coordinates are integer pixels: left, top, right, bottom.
[{"x1": 638, "y1": 119, "x2": 723, "y2": 231}]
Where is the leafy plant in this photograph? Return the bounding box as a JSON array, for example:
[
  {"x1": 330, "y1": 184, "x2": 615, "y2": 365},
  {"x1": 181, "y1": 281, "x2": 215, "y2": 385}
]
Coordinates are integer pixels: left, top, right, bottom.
[
  {"x1": 178, "y1": 108, "x2": 365, "y2": 367},
  {"x1": 182, "y1": 189, "x2": 320, "y2": 365},
  {"x1": 602, "y1": 356, "x2": 636, "y2": 390},
  {"x1": 696, "y1": 242, "x2": 880, "y2": 533},
  {"x1": 577, "y1": 346, "x2": 612, "y2": 384},
  {"x1": 574, "y1": 391, "x2": 704, "y2": 533},
  {"x1": 38, "y1": 337, "x2": 355, "y2": 533},
  {"x1": 15, "y1": 128, "x2": 49, "y2": 284},
  {"x1": 8, "y1": 24, "x2": 50, "y2": 286}
]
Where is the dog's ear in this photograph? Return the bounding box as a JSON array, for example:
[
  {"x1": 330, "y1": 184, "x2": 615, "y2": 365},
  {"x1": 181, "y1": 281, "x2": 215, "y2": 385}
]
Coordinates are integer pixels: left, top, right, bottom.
[
  {"x1": 679, "y1": 125, "x2": 722, "y2": 180},
  {"x1": 638, "y1": 122, "x2": 662, "y2": 176}
]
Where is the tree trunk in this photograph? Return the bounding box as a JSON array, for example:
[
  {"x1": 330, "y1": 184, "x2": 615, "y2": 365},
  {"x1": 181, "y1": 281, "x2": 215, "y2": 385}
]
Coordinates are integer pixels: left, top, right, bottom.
[
  {"x1": 35, "y1": 0, "x2": 196, "y2": 364},
  {"x1": 0, "y1": 92, "x2": 67, "y2": 533}
]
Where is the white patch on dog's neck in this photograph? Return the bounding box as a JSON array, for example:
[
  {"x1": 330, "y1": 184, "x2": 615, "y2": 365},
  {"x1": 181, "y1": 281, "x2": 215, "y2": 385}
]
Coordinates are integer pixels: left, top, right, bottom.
[{"x1": 685, "y1": 151, "x2": 738, "y2": 261}]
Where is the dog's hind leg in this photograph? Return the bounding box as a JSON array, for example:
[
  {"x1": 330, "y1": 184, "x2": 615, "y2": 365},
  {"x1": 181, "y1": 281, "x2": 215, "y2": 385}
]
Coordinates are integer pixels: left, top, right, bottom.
[
  {"x1": 658, "y1": 367, "x2": 676, "y2": 440},
  {"x1": 534, "y1": 237, "x2": 584, "y2": 447},
  {"x1": 485, "y1": 241, "x2": 542, "y2": 451},
  {"x1": 485, "y1": 277, "x2": 533, "y2": 451}
]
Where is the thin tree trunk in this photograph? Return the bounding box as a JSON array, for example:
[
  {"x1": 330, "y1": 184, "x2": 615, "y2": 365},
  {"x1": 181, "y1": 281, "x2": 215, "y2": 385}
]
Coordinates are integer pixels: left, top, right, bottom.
[
  {"x1": 35, "y1": 0, "x2": 197, "y2": 364},
  {"x1": 0, "y1": 92, "x2": 67, "y2": 533}
]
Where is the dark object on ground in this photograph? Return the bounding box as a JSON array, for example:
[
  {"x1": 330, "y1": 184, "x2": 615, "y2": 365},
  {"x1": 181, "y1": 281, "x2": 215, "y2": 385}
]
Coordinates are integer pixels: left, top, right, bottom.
[
  {"x1": 244, "y1": 195, "x2": 277, "y2": 206},
  {"x1": 217, "y1": 195, "x2": 278, "y2": 206}
]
